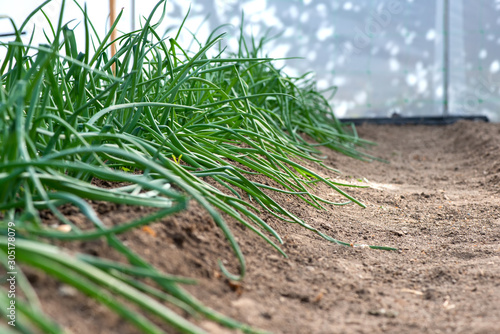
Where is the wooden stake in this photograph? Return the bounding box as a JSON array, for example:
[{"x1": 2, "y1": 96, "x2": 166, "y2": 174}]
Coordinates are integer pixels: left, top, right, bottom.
[{"x1": 110, "y1": 0, "x2": 117, "y2": 74}]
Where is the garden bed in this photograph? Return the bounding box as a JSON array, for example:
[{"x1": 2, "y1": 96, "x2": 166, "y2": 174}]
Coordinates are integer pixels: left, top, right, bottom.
[{"x1": 26, "y1": 121, "x2": 500, "y2": 334}]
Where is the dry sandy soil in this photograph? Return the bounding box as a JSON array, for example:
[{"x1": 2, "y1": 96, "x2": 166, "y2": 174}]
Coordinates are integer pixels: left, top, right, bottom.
[{"x1": 7, "y1": 121, "x2": 500, "y2": 333}]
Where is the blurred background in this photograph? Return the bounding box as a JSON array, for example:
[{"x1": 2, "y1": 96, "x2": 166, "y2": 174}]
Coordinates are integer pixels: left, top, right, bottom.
[{"x1": 1, "y1": 0, "x2": 499, "y2": 121}]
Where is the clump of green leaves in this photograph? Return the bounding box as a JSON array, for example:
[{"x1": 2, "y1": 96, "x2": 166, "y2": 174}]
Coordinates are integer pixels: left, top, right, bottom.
[{"x1": 0, "y1": 0, "x2": 393, "y2": 333}]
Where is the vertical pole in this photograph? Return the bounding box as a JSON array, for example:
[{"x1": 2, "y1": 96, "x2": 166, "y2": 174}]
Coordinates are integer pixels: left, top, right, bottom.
[
  {"x1": 131, "y1": 0, "x2": 135, "y2": 31},
  {"x1": 443, "y1": 0, "x2": 450, "y2": 116},
  {"x1": 110, "y1": 0, "x2": 117, "y2": 74}
]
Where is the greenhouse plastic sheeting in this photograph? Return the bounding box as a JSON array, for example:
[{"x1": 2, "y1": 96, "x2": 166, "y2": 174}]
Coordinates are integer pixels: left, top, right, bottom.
[
  {"x1": 448, "y1": 1, "x2": 500, "y2": 122},
  {"x1": 3, "y1": 0, "x2": 499, "y2": 121},
  {"x1": 167, "y1": 0, "x2": 499, "y2": 121},
  {"x1": 162, "y1": 0, "x2": 444, "y2": 119}
]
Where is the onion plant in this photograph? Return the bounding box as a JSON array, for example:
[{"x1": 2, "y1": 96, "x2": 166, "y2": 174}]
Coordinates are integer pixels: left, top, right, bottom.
[{"x1": 0, "y1": 0, "x2": 395, "y2": 333}]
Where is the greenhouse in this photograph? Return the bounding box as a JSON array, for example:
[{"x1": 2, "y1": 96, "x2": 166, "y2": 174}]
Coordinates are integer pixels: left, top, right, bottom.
[{"x1": 1, "y1": 1, "x2": 499, "y2": 333}]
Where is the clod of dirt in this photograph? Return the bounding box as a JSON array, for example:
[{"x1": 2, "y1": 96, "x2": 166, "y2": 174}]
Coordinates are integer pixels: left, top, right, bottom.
[{"x1": 368, "y1": 308, "x2": 399, "y2": 318}]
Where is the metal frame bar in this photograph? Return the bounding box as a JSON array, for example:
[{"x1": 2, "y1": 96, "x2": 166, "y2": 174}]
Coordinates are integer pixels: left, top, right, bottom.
[
  {"x1": 443, "y1": 0, "x2": 450, "y2": 117},
  {"x1": 340, "y1": 116, "x2": 488, "y2": 126}
]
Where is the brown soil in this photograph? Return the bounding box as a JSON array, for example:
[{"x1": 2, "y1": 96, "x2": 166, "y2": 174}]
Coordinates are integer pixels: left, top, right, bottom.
[{"x1": 5, "y1": 121, "x2": 500, "y2": 333}]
